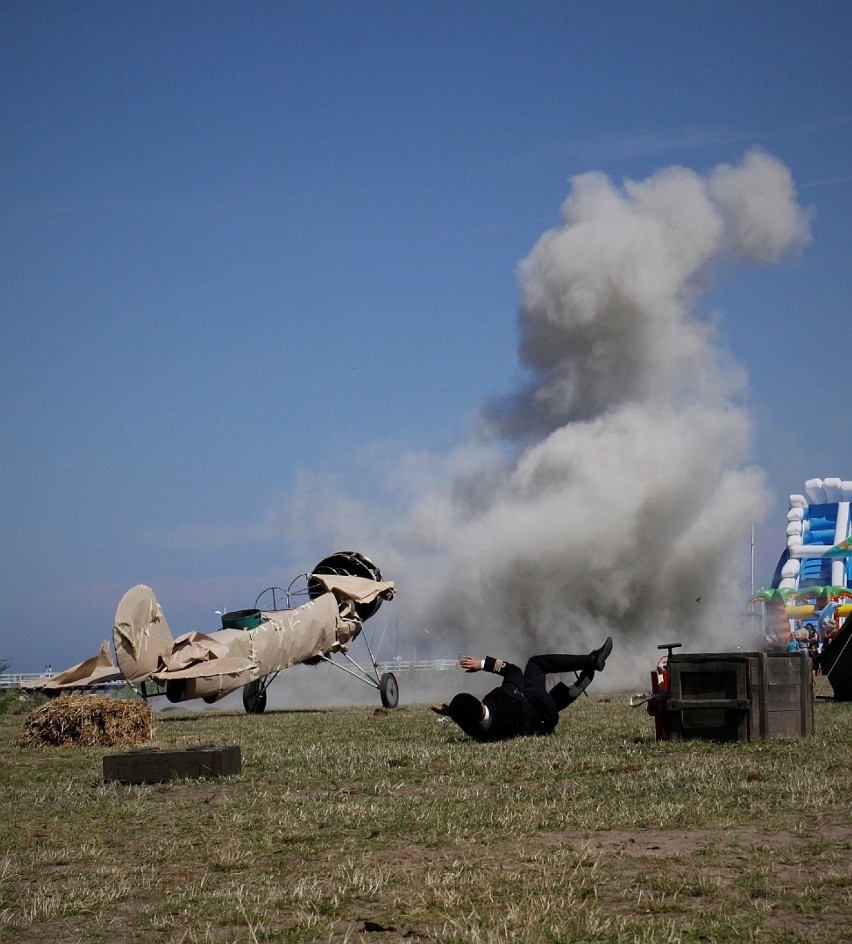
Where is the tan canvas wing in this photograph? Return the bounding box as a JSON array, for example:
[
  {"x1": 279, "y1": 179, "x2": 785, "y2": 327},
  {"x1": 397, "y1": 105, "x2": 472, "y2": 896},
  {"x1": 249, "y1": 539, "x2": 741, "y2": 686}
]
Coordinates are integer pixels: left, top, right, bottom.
[
  {"x1": 160, "y1": 631, "x2": 232, "y2": 670},
  {"x1": 151, "y1": 656, "x2": 256, "y2": 681},
  {"x1": 22, "y1": 640, "x2": 122, "y2": 691}
]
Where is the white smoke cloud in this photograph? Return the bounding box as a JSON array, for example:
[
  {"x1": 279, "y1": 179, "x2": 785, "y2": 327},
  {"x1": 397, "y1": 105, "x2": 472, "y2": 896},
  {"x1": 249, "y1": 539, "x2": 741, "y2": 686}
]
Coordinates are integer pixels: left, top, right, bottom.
[
  {"x1": 280, "y1": 148, "x2": 812, "y2": 688},
  {"x1": 710, "y1": 147, "x2": 813, "y2": 265}
]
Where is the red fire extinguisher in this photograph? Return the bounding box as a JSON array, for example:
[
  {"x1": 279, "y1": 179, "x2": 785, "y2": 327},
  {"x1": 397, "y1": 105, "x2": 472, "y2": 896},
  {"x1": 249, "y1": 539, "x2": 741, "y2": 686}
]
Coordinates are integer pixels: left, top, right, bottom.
[{"x1": 631, "y1": 642, "x2": 681, "y2": 740}]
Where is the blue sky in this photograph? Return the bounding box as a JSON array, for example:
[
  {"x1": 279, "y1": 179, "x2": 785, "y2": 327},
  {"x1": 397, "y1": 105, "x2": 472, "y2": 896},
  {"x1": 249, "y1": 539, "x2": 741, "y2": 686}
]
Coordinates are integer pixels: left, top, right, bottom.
[{"x1": 2, "y1": 1, "x2": 851, "y2": 674}]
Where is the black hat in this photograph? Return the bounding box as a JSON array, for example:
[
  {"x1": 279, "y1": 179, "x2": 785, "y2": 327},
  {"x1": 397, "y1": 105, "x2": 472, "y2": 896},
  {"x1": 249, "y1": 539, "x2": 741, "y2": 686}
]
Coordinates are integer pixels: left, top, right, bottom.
[{"x1": 448, "y1": 693, "x2": 483, "y2": 734}]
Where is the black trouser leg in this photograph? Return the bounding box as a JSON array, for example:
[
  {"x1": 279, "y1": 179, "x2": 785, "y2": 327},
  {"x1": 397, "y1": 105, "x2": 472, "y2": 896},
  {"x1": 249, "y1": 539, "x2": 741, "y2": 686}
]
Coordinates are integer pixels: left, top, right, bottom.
[{"x1": 523, "y1": 653, "x2": 596, "y2": 698}]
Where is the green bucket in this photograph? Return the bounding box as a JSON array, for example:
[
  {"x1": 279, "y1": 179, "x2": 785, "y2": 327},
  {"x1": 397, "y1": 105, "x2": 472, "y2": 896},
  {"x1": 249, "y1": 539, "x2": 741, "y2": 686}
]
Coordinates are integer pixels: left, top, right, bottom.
[{"x1": 220, "y1": 609, "x2": 262, "y2": 630}]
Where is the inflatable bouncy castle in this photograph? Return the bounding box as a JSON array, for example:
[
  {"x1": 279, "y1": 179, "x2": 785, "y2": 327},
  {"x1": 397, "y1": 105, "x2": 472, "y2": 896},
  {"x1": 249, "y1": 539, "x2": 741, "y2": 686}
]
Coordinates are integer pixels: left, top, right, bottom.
[{"x1": 752, "y1": 477, "x2": 852, "y2": 651}]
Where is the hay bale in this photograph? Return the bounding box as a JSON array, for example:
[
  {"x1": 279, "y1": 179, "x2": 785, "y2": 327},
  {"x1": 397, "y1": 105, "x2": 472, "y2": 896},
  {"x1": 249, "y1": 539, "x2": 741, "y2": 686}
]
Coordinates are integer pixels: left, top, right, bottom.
[{"x1": 17, "y1": 695, "x2": 154, "y2": 749}]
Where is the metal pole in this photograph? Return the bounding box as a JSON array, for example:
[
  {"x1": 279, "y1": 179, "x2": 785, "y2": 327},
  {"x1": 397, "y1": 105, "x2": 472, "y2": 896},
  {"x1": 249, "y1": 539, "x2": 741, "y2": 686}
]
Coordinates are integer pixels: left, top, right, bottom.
[{"x1": 751, "y1": 523, "x2": 755, "y2": 597}]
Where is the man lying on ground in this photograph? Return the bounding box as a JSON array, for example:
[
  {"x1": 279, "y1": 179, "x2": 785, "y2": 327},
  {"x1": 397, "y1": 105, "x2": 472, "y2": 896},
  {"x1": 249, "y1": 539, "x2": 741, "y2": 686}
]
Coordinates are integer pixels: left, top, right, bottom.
[{"x1": 431, "y1": 638, "x2": 613, "y2": 741}]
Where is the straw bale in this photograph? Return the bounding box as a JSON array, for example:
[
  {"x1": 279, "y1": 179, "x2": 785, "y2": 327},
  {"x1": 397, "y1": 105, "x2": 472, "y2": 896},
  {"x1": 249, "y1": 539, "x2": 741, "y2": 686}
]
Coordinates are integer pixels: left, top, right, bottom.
[{"x1": 17, "y1": 695, "x2": 154, "y2": 749}]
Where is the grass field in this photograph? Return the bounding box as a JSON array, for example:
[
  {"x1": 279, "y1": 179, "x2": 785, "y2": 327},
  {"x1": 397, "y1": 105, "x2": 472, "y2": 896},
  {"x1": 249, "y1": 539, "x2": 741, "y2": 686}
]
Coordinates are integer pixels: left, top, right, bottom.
[{"x1": 1, "y1": 683, "x2": 849, "y2": 943}]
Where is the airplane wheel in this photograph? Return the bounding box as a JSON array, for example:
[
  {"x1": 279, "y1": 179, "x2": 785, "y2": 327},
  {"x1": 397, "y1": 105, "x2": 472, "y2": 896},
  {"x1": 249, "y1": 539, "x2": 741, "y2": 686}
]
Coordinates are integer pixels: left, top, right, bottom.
[
  {"x1": 379, "y1": 672, "x2": 399, "y2": 709},
  {"x1": 243, "y1": 680, "x2": 268, "y2": 714}
]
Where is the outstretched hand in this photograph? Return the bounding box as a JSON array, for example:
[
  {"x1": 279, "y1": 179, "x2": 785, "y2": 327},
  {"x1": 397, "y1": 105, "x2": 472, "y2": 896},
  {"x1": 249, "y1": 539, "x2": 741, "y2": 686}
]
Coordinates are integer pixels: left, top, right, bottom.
[
  {"x1": 458, "y1": 655, "x2": 482, "y2": 673},
  {"x1": 430, "y1": 702, "x2": 450, "y2": 716}
]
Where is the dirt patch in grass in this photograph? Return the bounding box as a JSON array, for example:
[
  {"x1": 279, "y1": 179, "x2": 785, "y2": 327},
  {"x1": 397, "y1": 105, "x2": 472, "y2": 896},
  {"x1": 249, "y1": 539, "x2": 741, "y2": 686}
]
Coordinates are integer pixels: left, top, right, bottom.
[
  {"x1": 338, "y1": 821, "x2": 851, "y2": 941},
  {"x1": 558, "y1": 821, "x2": 852, "y2": 856}
]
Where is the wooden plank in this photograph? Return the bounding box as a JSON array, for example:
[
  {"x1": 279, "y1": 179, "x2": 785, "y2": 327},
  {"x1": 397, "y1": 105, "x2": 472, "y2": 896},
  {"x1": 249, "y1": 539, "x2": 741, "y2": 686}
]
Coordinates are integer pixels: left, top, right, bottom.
[
  {"x1": 762, "y1": 652, "x2": 813, "y2": 739},
  {"x1": 668, "y1": 698, "x2": 749, "y2": 710},
  {"x1": 103, "y1": 745, "x2": 241, "y2": 784}
]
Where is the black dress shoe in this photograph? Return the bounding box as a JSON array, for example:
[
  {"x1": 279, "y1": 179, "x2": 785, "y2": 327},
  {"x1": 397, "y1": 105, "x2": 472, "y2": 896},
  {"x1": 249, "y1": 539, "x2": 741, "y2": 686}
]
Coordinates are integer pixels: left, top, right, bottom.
[{"x1": 592, "y1": 636, "x2": 613, "y2": 671}]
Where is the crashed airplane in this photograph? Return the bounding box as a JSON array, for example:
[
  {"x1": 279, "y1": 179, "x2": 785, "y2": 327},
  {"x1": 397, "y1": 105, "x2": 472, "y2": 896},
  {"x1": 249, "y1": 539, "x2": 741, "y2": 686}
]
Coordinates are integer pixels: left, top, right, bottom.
[{"x1": 26, "y1": 552, "x2": 398, "y2": 713}]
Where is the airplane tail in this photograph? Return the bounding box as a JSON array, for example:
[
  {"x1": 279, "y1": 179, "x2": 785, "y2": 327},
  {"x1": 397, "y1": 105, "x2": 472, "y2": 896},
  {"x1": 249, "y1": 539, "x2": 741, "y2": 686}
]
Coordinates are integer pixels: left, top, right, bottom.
[{"x1": 113, "y1": 585, "x2": 175, "y2": 683}]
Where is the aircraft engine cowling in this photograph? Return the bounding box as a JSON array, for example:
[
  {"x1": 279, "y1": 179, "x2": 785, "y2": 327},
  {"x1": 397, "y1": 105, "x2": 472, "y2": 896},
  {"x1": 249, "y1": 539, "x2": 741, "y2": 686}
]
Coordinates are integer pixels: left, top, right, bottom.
[{"x1": 308, "y1": 551, "x2": 386, "y2": 622}]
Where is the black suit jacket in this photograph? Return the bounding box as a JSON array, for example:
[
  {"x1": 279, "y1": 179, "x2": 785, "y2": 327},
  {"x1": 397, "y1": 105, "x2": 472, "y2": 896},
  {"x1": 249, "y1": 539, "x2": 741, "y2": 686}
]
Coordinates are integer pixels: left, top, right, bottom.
[{"x1": 461, "y1": 657, "x2": 559, "y2": 741}]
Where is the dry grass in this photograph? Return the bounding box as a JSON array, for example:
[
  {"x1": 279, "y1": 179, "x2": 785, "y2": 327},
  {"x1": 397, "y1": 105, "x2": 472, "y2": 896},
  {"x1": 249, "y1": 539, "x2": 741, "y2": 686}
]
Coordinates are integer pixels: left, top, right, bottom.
[
  {"x1": 16, "y1": 695, "x2": 154, "y2": 748},
  {"x1": 0, "y1": 683, "x2": 849, "y2": 943}
]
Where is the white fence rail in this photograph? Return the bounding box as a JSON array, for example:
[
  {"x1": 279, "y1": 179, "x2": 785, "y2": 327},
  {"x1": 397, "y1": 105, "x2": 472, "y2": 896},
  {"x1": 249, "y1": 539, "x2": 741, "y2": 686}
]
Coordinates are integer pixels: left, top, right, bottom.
[
  {"x1": 0, "y1": 660, "x2": 459, "y2": 690},
  {"x1": 0, "y1": 674, "x2": 44, "y2": 689},
  {"x1": 377, "y1": 659, "x2": 458, "y2": 673},
  {"x1": 0, "y1": 673, "x2": 126, "y2": 691}
]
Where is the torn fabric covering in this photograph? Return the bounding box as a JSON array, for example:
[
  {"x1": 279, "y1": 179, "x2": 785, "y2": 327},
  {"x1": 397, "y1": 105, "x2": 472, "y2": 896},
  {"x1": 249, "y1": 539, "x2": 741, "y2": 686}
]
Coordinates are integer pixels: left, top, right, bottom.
[
  {"x1": 160, "y1": 631, "x2": 232, "y2": 669},
  {"x1": 107, "y1": 572, "x2": 395, "y2": 703},
  {"x1": 307, "y1": 573, "x2": 396, "y2": 606},
  {"x1": 113, "y1": 585, "x2": 175, "y2": 682},
  {"x1": 150, "y1": 591, "x2": 348, "y2": 683},
  {"x1": 144, "y1": 586, "x2": 382, "y2": 701},
  {"x1": 22, "y1": 640, "x2": 122, "y2": 691}
]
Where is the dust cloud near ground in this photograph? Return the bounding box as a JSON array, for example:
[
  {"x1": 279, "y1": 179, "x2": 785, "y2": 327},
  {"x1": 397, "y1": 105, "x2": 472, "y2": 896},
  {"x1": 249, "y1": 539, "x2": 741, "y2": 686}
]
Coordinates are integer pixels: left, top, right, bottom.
[
  {"x1": 282, "y1": 149, "x2": 811, "y2": 688},
  {"x1": 152, "y1": 663, "x2": 466, "y2": 713}
]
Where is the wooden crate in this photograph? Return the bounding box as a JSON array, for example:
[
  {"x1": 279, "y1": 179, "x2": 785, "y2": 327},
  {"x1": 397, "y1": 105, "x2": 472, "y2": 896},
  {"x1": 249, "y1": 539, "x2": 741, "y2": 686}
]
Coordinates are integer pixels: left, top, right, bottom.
[
  {"x1": 103, "y1": 744, "x2": 241, "y2": 784},
  {"x1": 753, "y1": 651, "x2": 814, "y2": 738},
  {"x1": 667, "y1": 655, "x2": 750, "y2": 741},
  {"x1": 666, "y1": 652, "x2": 813, "y2": 742}
]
